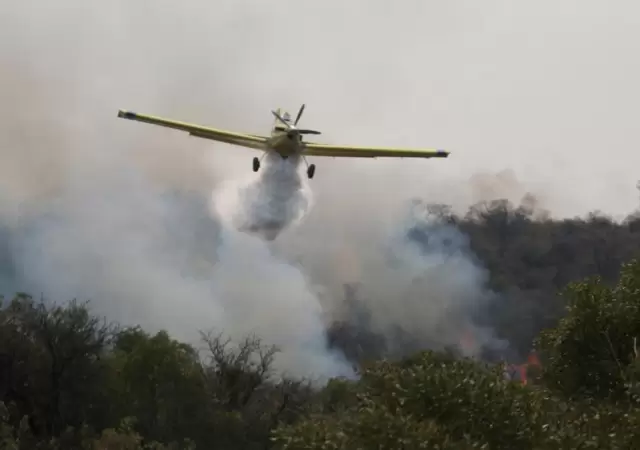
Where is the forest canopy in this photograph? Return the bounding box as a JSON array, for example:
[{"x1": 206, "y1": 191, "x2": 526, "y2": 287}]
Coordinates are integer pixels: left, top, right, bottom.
[{"x1": 1, "y1": 198, "x2": 640, "y2": 448}]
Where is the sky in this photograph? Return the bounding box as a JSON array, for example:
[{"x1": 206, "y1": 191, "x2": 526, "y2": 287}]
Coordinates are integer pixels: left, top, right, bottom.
[
  {"x1": 3, "y1": 1, "x2": 640, "y2": 217},
  {"x1": 1, "y1": 0, "x2": 639, "y2": 378}
]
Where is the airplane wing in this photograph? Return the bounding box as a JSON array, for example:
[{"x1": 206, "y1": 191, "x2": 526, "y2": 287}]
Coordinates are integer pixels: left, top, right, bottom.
[
  {"x1": 302, "y1": 142, "x2": 449, "y2": 159},
  {"x1": 117, "y1": 110, "x2": 268, "y2": 151}
]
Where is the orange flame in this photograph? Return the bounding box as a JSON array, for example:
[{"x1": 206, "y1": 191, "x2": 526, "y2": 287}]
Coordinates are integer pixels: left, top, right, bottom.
[
  {"x1": 512, "y1": 351, "x2": 541, "y2": 385},
  {"x1": 527, "y1": 352, "x2": 541, "y2": 367},
  {"x1": 459, "y1": 328, "x2": 477, "y2": 355},
  {"x1": 457, "y1": 330, "x2": 542, "y2": 386},
  {"x1": 519, "y1": 364, "x2": 528, "y2": 385}
]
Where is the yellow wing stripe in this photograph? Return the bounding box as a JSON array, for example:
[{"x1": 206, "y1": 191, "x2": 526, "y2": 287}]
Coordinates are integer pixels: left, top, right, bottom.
[
  {"x1": 117, "y1": 109, "x2": 450, "y2": 159},
  {"x1": 117, "y1": 110, "x2": 267, "y2": 146},
  {"x1": 303, "y1": 143, "x2": 449, "y2": 159}
]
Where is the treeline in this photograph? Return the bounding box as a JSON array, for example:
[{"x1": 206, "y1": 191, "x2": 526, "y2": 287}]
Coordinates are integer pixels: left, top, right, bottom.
[
  {"x1": 0, "y1": 294, "x2": 313, "y2": 449},
  {"x1": 2, "y1": 258, "x2": 640, "y2": 448},
  {"x1": 461, "y1": 198, "x2": 640, "y2": 351},
  {"x1": 328, "y1": 198, "x2": 640, "y2": 362},
  {"x1": 2, "y1": 198, "x2": 640, "y2": 447}
]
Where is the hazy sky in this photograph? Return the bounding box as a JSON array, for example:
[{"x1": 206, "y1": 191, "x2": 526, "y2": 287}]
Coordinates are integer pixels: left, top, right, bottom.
[
  {"x1": 3, "y1": 0, "x2": 639, "y2": 218},
  {"x1": 2, "y1": 1, "x2": 640, "y2": 377}
]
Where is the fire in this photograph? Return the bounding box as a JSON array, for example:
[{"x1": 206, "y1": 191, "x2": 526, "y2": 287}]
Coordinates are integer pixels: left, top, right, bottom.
[
  {"x1": 509, "y1": 351, "x2": 542, "y2": 385},
  {"x1": 459, "y1": 328, "x2": 478, "y2": 357},
  {"x1": 456, "y1": 329, "x2": 542, "y2": 385}
]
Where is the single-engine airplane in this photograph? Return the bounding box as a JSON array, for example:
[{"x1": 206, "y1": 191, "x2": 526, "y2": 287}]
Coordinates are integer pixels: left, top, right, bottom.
[{"x1": 117, "y1": 104, "x2": 449, "y2": 179}]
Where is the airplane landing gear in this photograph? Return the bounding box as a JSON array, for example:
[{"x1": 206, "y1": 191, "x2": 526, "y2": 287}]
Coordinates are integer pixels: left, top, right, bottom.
[
  {"x1": 252, "y1": 156, "x2": 260, "y2": 172},
  {"x1": 307, "y1": 164, "x2": 316, "y2": 179},
  {"x1": 301, "y1": 155, "x2": 315, "y2": 179}
]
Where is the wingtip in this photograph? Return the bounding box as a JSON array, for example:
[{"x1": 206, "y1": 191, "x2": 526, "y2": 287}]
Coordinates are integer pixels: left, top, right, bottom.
[{"x1": 117, "y1": 109, "x2": 136, "y2": 119}]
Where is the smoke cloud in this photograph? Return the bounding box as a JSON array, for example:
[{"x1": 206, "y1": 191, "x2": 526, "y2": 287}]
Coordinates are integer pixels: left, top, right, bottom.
[
  {"x1": 2, "y1": 160, "x2": 352, "y2": 381},
  {"x1": 375, "y1": 200, "x2": 507, "y2": 357},
  {"x1": 214, "y1": 153, "x2": 313, "y2": 241},
  {"x1": 2, "y1": 0, "x2": 640, "y2": 379}
]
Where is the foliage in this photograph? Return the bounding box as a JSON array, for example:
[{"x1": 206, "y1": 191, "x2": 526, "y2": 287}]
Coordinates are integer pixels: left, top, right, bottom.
[
  {"x1": 0, "y1": 294, "x2": 309, "y2": 449},
  {"x1": 536, "y1": 259, "x2": 640, "y2": 401},
  {"x1": 2, "y1": 198, "x2": 640, "y2": 447},
  {"x1": 328, "y1": 198, "x2": 640, "y2": 362},
  {"x1": 273, "y1": 258, "x2": 640, "y2": 449},
  {"x1": 273, "y1": 352, "x2": 547, "y2": 449}
]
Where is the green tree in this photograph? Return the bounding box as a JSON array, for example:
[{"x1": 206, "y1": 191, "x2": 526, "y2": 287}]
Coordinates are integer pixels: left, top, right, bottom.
[
  {"x1": 0, "y1": 294, "x2": 113, "y2": 440},
  {"x1": 198, "y1": 332, "x2": 312, "y2": 449},
  {"x1": 106, "y1": 328, "x2": 210, "y2": 446},
  {"x1": 273, "y1": 352, "x2": 551, "y2": 449},
  {"x1": 536, "y1": 259, "x2": 640, "y2": 401}
]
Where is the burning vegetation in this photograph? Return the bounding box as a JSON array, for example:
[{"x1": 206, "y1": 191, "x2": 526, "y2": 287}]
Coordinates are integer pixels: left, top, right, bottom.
[{"x1": 2, "y1": 197, "x2": 640, "y2": 448}]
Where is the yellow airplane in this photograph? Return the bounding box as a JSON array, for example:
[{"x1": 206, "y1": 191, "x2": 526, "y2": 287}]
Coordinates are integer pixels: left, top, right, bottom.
[{"x1": 117, "y1": 104, "x2": 449, "y2": 179}]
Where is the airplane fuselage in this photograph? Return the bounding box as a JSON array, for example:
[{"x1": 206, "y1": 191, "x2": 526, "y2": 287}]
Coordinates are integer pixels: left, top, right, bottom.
[
  {"x1": 253, "y1": 107, "x2": 317, "y2": 176},
  {"x1": 264, "y1": 107, "x2": 307, "y2": 158},
  {"x1": 265, "y1": 129, "x2": 304, "y2": 158}
]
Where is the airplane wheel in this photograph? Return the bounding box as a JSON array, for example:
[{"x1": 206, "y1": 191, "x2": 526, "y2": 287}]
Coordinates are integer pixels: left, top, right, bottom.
[
  {"x1": 307, "y1": 164, "x2": 315, "y2": 179},
  {"x1": 253, "y1": 157, "x2": 260, "y2": 172}
]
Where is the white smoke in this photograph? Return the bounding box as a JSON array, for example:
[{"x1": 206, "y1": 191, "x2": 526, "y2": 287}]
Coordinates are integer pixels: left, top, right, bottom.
[
  {"x1": 213, "y1": 153, "x2": 313, "y2": 241},
  {"x1": 373, "y1": 200, "x2": 507, "y2": 357},
  {"x1": 292, "y1": 199, "x2": 508, "y2": 360},
  {"x1": 4, "y1": 0, "x2": 639, "y2": 383},
  {"x1": 3, "y1": 160, "x2": 353, "y2": 381}
]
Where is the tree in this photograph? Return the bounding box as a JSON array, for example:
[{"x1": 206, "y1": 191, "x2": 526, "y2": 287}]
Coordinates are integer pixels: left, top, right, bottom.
[
  {"x1": 106, "y1": 328, "x2": 210, "y2": 446},
  {"x1": 0, "y1": 294, "x2": 114, "y2": 439},
  {"x1": 199, "y1": 331, "x2": 312, "y2": 450},
  {"x1": 273, "y1": 351, "x2": 551, "y2": 449},
  {"x1": 536, "y1": 259, "x2": 640, "y2": 401}
]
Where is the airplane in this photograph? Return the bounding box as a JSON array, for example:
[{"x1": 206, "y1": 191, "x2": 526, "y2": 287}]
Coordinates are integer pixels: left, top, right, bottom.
[{"x1": 117, "y1": 104, "x2": 449, "y2": 179}]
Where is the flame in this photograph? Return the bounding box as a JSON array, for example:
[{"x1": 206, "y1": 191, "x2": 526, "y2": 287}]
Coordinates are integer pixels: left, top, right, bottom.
[
  {"x1": 519, "y1": 365, "x2": 528, "y2": 385},
  {"x1": 507, "y1": 351, "x2": 541, "y2": 385},
  {"x1": 456, "y1": 332, "x2": 542, "y2": 385},
  {"x1": 459, "y1": 328, "x2": 477, "y2": 356},
  {"x1": 527, "y1": 352, "x2": 541, "y2": 367}
]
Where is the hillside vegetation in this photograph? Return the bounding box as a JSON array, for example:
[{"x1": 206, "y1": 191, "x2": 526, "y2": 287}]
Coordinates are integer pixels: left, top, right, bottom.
[{"x1": 2, "y1": 198, "x2": 640, "y2": 448}]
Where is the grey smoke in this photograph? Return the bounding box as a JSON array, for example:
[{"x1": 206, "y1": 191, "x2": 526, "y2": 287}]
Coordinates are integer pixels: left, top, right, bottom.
[
  {"x1": 3, "y1": 0, "x2": 639, "y2": 382},
  {"x1": 315, "y1": 199, "x2": 508, "y2": 359},
  {"x1": 217, "y1": 153, "x2": 313, "y2": 241},
  {"x1": 0, "y1": 165, "x2": 353, "y2": 381}
]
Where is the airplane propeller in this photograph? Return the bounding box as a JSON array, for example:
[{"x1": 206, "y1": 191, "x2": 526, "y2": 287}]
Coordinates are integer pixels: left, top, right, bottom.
[
  {"x1": 271, "y1": 104, "x2": 321, "y2": 137},
  {"x1": 294, "y1": 103, "x2": 305, "y2": 125}
]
